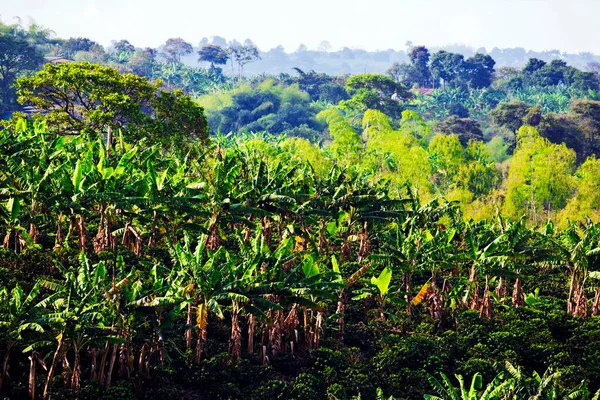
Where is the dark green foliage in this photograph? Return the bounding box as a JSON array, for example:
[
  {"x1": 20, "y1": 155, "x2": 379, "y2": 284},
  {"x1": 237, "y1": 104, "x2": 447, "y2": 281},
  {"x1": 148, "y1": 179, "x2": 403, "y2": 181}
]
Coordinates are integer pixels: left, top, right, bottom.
[
  {"x1": 435, "y1": 116, "x2": 484, "y2": 146},
  {"x1": 203, "y1": 81, "x2": 323, "y2": 137},
  {"x1": 198, "y1": 44, "x2": 229, "y2": 69},
  {"x1": 491, "y1": 101, "x2": 532, "y2": 133},
  {"x1": 58, "y1": 37, "x2": 100, "y2": 58},
  {"x1": 0, "y1": 34, "x2": 44, "y2": 113},
  {"x1": 460, "y1": 53, "x2": 496, "y2": 89}
]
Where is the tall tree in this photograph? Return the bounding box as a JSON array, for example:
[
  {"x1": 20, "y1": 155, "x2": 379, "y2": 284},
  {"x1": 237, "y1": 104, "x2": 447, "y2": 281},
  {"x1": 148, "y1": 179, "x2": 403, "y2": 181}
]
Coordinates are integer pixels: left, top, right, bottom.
[
  {"x1": 161, "y1": 38, "x2": 193, "y2": 64},
  {"x1": 459, "y1": 53, "x2": 495, "y2": 88},
  {"x1": 198, "y1": 44, "x2": 229, "y2": 69},
  {"x1": 112, "y1": 39, "x2": 135, "y2": 54},
  {"x1": 429, "y1": 50, "x2": 464, "y2": 88},
  {"x1": 408, "y1": 45, "x2": 431, "y2": 88},
  {"x1": 232, "y1": 41, "x2": 261, "y2": 78}
]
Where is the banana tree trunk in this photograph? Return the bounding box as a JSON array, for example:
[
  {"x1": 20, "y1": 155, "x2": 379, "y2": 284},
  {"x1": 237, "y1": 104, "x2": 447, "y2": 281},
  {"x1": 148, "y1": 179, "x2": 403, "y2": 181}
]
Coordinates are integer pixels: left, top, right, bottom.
[
  {"x1": 573, "y1": 283, "x2": 588, "y2": 317},
  {"x1": 568, "y1": 269, "x2": 576, "y2": 315},
  {"x1": 512, "y1": 278, "x2": 524, "y2": 307},
  {"x1": 43, "y1": 334, "x2": 63, "y2": 400},
  {"x1": 314, "y1": 311, "x2": 323, "y2": 348},
  {"x1": 230, "y1": 300, "x2": 242, "y2": 362},
  {"x1": 0, "y1": 343, "x2": 12, "y2": 390},
  {"x1": 28, "y1": 354, "x2": 36, "y2": 400},
  {"x1": 185, "y1": 303, "x2": 193, "y2": 351},
  {"x1": 55, "y1": 214, "x2": 64, "y2": 249},
  {"x1": 480, "y1": 278, "x2": 493, "y2": 320},
  {"x1": 336, "y1": 290, "x2": 346, "y2": 339},
  {"x1": 98, "y1": 340, "x2": 109, "y2": 386},
  {"x1": 138, "y1": 344, "x2": 146, "y2": 375},
  {"x1": 195, "y1": 304, "x2": 208, "y2": 363},
  {"x1": 247, "y1": 314, "x2": 256, "y2": 354},
  {"x1": 70, "y1": 346, "x2": 81, "y2": 392},
  {"x1": 105, "y1": 343, "x2": 118, "y2": 389},
  {"x1": 90, "y1": 348, "x2": 97, "y2": 381},
  {"x1": 29, "y1": 223, "x2": 40, "y2": 244},
  {"x1": 593, "y1": 288, "x2": 600, "y2": 316},
  {"x1": 78, "y1": 214, "x2": 87, "y2": 252},
  {"x1": 148, "y1": 211, "x2": 158, "y2": 248}
]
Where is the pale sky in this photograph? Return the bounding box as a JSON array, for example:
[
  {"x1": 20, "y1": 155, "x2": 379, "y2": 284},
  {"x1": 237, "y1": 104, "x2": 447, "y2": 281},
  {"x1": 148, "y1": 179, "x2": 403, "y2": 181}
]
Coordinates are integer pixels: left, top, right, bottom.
[{"x1": 2, "y1": 0, "x2": 599, "y2": 54}]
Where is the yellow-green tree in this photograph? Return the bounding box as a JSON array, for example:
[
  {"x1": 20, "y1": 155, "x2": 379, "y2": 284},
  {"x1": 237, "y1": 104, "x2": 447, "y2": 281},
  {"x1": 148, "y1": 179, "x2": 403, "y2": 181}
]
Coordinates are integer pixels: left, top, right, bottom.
[
  {"x1": 503, "y1": 126, "x2": 576, "y2": 223},
  {"x1": 558, "y1": 156, "x2": 600, "y2": 226},
  {"x1": 362, "y1": 109, "x2": 432, "y2": 198}
]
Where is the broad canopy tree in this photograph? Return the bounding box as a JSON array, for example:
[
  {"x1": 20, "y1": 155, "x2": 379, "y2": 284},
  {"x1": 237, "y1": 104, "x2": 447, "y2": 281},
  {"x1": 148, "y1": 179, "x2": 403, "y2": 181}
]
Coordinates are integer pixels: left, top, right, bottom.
[
  {"x1": 198, "y1": 44, "x2": 229, "y2": 70},
  {"x1": 15, "y1": 62, "x2": 209, "y2": 148},
  {"x1": 344, "y1": 73, "x2": 411, "y2": 118}
]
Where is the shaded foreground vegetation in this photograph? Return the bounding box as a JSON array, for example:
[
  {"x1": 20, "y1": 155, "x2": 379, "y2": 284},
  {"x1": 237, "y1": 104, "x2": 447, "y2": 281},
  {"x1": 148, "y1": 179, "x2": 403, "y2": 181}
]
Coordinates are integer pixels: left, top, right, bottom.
[
  {"x1": 1, "y1": 59, "x2": 600, "y2": 400},
  {"x1": 0, "y1": 120, "x2": 599, "y2": 399}
]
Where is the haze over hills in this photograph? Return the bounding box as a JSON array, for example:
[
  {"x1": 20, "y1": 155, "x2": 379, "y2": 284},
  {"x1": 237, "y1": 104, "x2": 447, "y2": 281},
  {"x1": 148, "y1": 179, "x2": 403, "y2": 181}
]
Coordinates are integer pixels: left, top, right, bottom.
[
  {"x1": 4, "y1": 0, "x2": 600, "y2": 75},
  {"x1": 180, "y1": 38, "x2": 600, "y2": 76}
]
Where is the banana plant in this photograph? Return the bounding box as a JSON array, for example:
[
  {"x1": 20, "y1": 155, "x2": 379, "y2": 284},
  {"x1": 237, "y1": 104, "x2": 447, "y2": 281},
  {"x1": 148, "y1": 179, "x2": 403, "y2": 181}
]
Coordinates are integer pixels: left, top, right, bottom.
[
  {"x1": 0, "y1": 283, "x2": 44, "y2": 390},
  {"x1": 353, "y1": 267, "x2": 400, "y2": 320},
  {"x1": 425, "y1": 371, "x2": 516, "y2": 400}
]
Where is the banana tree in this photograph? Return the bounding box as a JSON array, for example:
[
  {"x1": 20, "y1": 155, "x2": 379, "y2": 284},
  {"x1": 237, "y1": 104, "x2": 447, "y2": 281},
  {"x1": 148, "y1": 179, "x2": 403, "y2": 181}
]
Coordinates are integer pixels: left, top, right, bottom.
[
  {"x1": 546, "y1": 219, "x2": 600, "y2": 316},
  {"x1": 170, "y1": 234, "x2": 234, "y2": 363},
  {"x1": 425, "y1": 371, "x2": 516, "y2": 400},
  {"x1": 39, "y1": 253, "x2": 108, "y2": 398},
  {"x1": 353, "y1": 267, "x2": 400, "y2": 320},
  {"x1": 0, "y1": 283, "x2": 44, "y2": 390}
]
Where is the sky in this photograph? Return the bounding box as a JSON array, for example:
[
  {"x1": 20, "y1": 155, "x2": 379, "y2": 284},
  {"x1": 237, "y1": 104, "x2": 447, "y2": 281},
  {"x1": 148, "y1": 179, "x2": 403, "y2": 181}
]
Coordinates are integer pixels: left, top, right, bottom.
[{"x1": 2, "y1": 0, "x2": 600, "y2": 54}]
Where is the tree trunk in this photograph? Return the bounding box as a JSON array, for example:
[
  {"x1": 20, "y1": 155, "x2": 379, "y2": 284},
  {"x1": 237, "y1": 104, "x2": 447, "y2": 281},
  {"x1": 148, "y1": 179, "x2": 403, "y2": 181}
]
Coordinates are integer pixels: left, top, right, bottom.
[
  {"x1": 61, "y1": 347, "x2": 71, "y2": 387},
  {"x1": 43, "y1": 335, "x2": 63, "y2": 400},
  {"x1": 185, "y1": 303, "x2": 193, "y2": 351},
  {"x1": 470, "y1": 284, "x2": 481, "y2": 310},
  {"x1": 70, "y1": 347, "x2": 81, "y2": 392},
  {"x1": 512, "y1": 278, "x2": 524, "y2": 307},
  {"x1": 98, "y1": 340, "x2": 109, "y2": 386},
  {"x1": 106, "y1": 125, "x2": 112, "y2": 153},
  {"x1": 573, "y1": 283, "x2": 588, "y2": 318},
  {"x1": 28, "y1": 354, "x2": 36, "y2": 400},
  {"x1": 55, "y1": 214, "x2": 64, "y2": 249},
  {"x1": 480, "y1": 279, "x2": 493, "y2": 320},
  {"x1": 593, "y1": 288, "x2": 600, "y2": 316},
  {"x1": 568, "y1": 270, "x2": 576, "y2": 315},
  {"x1": 148, "y1": 211, "x2": 158, "y2": 248},
  {"x1": 403, "y1": 272, "x2": 413, "y2": 308},
  {"x1": 90, "y1": 348, "x2": 97, "y2": 382},
  {"x1": 29, "y1": 223, "x2": 40, "y2": 245},
  {"x1": 0, "y1": 344, "x2": 11, "y2": 390},
  {"x1": 138, "y1": 344, "x2": 146, "y2": 375},
  {"x1": 230, "y1": 300, "x2": 242, "y2": 362},
  {"x1": 336, "y1": 290, "x2": 346, "y2": 339},
  {"x1": 247, "y1": 314, "x2": 256, "y2": 354},
  {"x1": 195, "y1": 304, "x2": 208, "y2": 363},
  {"x1": 105, "y1": 343, "x2": 118, "y2": 389},
  {"x1": 314, "y1": 311, "x2": 323, "y2": 348},
  {"x1": 78, "y1": 214, "x2": 87, "y2": 252}
]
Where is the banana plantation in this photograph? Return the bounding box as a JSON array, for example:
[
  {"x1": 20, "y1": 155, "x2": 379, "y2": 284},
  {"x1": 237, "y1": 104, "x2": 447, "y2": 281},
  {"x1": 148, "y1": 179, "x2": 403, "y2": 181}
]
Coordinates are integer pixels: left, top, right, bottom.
[{"x1": 1, "y1": 113, "x2": 600, "y2": 399}]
